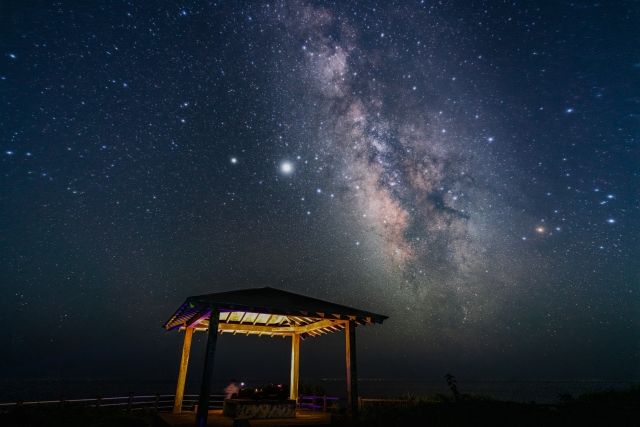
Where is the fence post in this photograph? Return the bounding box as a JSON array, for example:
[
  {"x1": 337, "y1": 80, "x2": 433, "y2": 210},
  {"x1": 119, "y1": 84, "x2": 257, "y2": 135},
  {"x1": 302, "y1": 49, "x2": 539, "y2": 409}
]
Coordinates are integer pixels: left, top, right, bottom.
[
  {"x1": 155, "y1": 393, "x2": 160, "y2": 411},
  {"x1": 357, "y1": 397, "x2": 362, "y2": 410},
  {"x1": 323, "y1": 396, "x2": 327, "y2": 412},
  {"x1": 96, "y1": 396, "x2": 101, "y2": 408},
  {"x1": 127, "y1": 392, "x2": 133, "y2": 411}
]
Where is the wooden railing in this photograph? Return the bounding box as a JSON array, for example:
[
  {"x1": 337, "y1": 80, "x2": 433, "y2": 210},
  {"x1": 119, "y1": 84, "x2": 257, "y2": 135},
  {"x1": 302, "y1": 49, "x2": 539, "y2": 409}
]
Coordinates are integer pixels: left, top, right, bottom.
[{"x1": 0, "y1": 393, "x2": 226, "y2": 414}]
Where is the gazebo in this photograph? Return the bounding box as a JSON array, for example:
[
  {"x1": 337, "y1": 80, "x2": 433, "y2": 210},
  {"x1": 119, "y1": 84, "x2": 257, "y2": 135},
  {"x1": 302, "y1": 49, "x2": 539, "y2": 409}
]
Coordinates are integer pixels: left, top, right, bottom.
[{"x1": 163, "y1": 286, "x2": 387, "y2": 426}]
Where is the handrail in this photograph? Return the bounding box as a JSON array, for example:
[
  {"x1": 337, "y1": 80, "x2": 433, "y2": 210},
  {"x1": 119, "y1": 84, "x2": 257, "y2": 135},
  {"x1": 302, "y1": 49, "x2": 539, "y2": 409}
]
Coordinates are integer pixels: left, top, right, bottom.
[
  {"x1": 0, "y1": 393, "x2": 227, "y2": 413},
  {"x1": 0, "y1": 393, "x2": 351, "y2": 414},
  {"x1": 298, "y1": 395, "x2": 342, "y2": 412}
]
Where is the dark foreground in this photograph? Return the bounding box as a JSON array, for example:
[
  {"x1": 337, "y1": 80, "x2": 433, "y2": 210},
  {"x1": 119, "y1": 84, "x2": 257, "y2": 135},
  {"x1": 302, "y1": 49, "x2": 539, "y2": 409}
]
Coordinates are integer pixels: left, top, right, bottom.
[{"x1": 2, "y1": 388, "x2": 638, "y2": 427}]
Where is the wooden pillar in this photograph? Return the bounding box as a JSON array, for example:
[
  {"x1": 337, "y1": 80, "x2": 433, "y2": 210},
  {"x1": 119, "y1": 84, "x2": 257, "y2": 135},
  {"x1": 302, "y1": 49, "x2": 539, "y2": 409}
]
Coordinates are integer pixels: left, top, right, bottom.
[
  {"x1": 196, "y1": 307, "x2": 220, "y2": 427},
  {"x1": 289, "y1": 333, "x2": 300, "y2": 401},
  {"x1": 345, "y1": 320, "x2": 358, "y2": 414},
  {"x1": 173, "y1": 326, "x2": 194, "y2": 414}
]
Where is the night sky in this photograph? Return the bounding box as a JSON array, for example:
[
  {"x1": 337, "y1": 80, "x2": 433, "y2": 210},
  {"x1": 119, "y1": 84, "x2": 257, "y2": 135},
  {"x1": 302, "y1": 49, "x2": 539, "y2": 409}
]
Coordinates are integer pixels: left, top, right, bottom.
[{"x1": 1, "y1": 1, "x2": 639, "y2": 388}]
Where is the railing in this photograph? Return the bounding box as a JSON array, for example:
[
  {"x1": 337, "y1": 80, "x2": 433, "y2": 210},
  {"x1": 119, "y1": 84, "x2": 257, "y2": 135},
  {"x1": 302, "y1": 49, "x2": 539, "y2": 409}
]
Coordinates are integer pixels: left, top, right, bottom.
[
  {"x1": 0, "y1": 393, "x2": 355, "y2": 414},
  {"x1": 0, "y1": 393, "x2": 226, "y2": 414},
  {"x1": 298, "y1": 395, "x2": 341, "y2": 411},
  {"x1": 298, "y1": 396, "x2": 413, "y2": 411},
  {"x1": 358, "y1": 397, "x2": 412, "y2": 408}
]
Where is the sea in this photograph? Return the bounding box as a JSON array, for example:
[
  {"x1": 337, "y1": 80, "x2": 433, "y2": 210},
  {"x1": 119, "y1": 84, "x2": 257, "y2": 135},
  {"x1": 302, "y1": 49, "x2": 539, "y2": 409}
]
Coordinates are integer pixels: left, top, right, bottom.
[{"x1": 1, "y1": 378, "x2": 637, "y2": 404}]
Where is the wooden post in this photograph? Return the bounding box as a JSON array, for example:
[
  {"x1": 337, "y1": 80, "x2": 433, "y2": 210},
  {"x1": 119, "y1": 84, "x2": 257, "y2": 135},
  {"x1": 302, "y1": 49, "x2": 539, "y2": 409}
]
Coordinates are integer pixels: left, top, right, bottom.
[
  {"x1": 289, "y1": 333, "x2": 300, "y2": 401},
  {"x1": 345, "y1": 320, "x2": 358, "y2": 414},
  {"x1": 196, "y1": 307, "x2": 220, "y2": 427},
  {"x1": 173, "y1": 326, "x2": 194, "y2": 414}
]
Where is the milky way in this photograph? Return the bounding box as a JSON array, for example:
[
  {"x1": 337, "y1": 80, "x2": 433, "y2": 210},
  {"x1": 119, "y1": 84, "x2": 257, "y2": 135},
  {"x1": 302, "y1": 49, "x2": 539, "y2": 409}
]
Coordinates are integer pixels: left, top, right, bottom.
[
  {"x1": 1, "y1": 1, "x2": 638, "y2": 381},
  {"x1": 269, "y1": 2, "x2": 515, "y2": 338}
]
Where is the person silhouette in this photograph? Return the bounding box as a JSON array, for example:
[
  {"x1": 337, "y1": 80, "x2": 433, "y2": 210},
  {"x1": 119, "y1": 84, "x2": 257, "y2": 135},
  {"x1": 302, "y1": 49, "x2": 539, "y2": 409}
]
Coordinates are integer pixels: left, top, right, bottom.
[{"x1": 225, "y1": 379, "x2": 240, "y2": 399}]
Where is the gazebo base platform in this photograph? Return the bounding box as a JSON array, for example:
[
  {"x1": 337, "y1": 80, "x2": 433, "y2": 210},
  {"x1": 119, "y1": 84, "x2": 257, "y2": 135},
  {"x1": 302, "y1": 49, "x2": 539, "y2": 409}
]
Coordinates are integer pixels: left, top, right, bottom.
[
  {"x1": 223, "y1": 399, "x2": 296, "y2": 419},
  {"x1": 160, "y1": 409, "x2": 332, "y2": 427}
]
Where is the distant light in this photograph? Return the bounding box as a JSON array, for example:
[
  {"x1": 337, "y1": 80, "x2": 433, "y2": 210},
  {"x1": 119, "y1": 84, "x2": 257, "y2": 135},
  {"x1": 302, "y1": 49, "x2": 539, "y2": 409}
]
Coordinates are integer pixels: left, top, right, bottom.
[
  {"x1": 565, "y1": 107, "x2": 574, "y2": 113},
  {"x1": 606, "y1": 194, "x2": 614, "y2": 199},
  {"x1": 6, "y1": 150, "x2": 15, "y2": 155},
  {"x1": 606, "y1": 218, "x2": 616, "y2": 224},
  {"x1": 280, "y1": 160, "x2": 294, "y2": 174},
  {"x1": 230, "y1": 157, "x2": 238, "y2": 164}
]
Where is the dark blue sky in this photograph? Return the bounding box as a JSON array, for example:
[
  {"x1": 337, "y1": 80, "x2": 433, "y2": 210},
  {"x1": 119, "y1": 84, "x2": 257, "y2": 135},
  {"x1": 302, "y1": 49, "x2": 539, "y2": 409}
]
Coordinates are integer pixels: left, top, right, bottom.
[{"x1": 1, "y1": 1, "x2": 638, "y2": 388}]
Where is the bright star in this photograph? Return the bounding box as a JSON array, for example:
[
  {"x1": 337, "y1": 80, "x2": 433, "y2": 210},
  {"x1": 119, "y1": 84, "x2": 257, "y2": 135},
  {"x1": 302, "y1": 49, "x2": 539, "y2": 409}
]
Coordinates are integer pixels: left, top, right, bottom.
[
  {"x1": 606, "y1": 218, "x2": 616, "y2": 224},
  {"x1": 230, "y1": 157, "x2": 238, "y2": 164},
  {"x1": 280, "y1": 160, "x2": 294, "y2": 175}
]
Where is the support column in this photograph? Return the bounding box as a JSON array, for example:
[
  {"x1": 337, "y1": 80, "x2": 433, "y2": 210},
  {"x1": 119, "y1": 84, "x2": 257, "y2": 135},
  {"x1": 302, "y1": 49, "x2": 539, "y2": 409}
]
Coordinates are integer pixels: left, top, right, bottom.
[
  {"x1": 345, "y1": 320, "x2": 358, "y2": 414},
  {"x1": 196, "y1": 307, "x2": 220, "y2": 427},
  {"x1": 173, "y1": 326, "x2": 194, "y2": 414},
  {"x1": 289, "y1": 334, "x2": 300, "y2": 401}
]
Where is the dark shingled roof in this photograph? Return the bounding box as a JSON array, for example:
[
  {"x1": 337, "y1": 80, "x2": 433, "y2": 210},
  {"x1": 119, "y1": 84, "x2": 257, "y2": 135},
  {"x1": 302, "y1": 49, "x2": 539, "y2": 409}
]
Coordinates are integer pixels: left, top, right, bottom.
[{"x1": 163, "y1": 286, "x2": 388, "y2": 331}]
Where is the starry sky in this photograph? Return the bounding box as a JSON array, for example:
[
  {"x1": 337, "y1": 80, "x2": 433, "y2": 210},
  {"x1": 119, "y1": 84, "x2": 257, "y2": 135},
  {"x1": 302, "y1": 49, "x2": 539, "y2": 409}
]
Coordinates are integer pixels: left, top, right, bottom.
[{"x1": 1, "y1": 1, "x2": 639, "y2": 386}]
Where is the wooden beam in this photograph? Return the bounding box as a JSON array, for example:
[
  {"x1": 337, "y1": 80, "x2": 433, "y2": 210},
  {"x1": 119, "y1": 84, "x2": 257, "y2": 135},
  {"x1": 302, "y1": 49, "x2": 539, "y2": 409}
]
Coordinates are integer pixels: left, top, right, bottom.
[
  {"x1": 173, "y1": 327, "x2": 193, "y2": 414},
  {"x1": 345, "y1": 320, "x2": 358, "y2": 415},
  {"x1": 193, "y1": 318, "x2": 344, "y2": 336},
  {"x1": 217, "y1": 323, "x2": 295, "y2": 335},
  {"x1": 290, "y1": 334, "x2": 300, "y2": 401},
  {"x1": 196, "y1": 308, "x2": 219, "y2": 427},
  {"x1": 296, "y1": 319, "x2": 339, "y2": 334},
  {"x1": 216, "y1": 319, "x2": 339, "y2": 335},
  {"x1": 185, "y1": 310, "x2": 211, "y2": 328}
]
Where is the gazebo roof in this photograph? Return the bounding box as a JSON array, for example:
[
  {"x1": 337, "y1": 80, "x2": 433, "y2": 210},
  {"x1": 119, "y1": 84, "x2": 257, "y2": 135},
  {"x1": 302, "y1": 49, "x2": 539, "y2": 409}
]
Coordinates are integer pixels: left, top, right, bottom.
[{"x1": 163, "y1": 286, "x2": 388, "y2": 338}]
